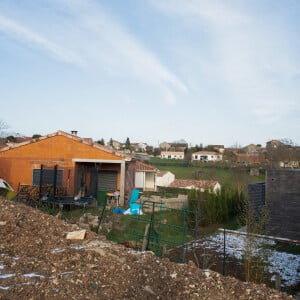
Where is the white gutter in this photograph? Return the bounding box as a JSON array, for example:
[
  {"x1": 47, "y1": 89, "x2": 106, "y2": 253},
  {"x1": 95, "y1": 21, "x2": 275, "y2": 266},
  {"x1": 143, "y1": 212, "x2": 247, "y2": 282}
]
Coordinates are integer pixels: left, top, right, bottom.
[{"x1": 72, "y1": 158, "x2": 124, "y2": 164}]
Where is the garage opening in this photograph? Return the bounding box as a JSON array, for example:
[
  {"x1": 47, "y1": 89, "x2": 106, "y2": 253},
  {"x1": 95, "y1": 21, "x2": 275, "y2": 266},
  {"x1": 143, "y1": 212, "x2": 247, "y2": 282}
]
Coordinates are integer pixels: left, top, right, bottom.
[{"x1": 97, "y1": 171, "x2": 118, "y2": 191}]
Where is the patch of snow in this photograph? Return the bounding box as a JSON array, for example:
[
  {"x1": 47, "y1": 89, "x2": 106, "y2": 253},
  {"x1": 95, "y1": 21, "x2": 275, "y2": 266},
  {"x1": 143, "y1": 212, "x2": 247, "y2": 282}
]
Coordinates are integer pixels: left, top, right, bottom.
[
  {"x1": 192, "y1": 232, "x2": 300, "y2": 287},
  {"x1": 59, "y1": 271, "x2": 74, "y2": 276},
  {"x1": 0, "y1": 286, "x2": 10, "y2": 290},
  {"x1": 71, "y1": 245, "x2": 85, "y2": 250},
  {"x1": 0, "y1": 273, "x2": 15, "y2": 279},
  {"x1": 23, "y1": 273, "x2": 45, "y2": 278},
  {"x1": 52, "y1": 248, "x2": 65, "y2": 253}
]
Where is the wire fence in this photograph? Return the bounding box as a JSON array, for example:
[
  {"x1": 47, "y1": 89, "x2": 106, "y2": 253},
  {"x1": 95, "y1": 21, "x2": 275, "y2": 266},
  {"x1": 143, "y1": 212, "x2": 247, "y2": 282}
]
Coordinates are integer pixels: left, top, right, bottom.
[{"x1": 120, "y1": 200, "x2": 198, "y2": 263}]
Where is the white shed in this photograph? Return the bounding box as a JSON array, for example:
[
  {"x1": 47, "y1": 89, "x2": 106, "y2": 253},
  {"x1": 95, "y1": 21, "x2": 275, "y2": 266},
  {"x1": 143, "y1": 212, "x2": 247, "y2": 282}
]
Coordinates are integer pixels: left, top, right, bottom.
[{"x1": 156, "y1": 170, "x2": 175, "y2": 187}]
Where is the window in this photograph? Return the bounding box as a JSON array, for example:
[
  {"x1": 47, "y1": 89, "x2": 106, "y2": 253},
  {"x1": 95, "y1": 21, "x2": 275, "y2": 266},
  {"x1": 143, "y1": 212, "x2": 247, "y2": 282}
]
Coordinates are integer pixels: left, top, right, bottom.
[{"x1": 32, "y1": 168, "x2": 63, "y2": 187}]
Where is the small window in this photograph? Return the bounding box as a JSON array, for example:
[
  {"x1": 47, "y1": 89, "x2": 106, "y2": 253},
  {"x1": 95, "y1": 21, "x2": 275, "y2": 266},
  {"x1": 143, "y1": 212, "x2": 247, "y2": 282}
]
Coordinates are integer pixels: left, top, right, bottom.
[{"x1": 33, "y1": 169, "x2": 63, "y2": 187}]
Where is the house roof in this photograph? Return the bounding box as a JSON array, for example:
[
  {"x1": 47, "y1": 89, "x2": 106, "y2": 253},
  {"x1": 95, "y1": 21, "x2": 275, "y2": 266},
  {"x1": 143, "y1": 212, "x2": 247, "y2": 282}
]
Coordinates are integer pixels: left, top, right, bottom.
[
  {"x1": 157, "y1": 170, "x2": 168, "y2": 177},
  {"x1": 169, "y1": 179, "x2": 219, "y2": 189},
  {"x1": 135, "y1": 161, "x2": 157, "y2": 172},
  {"x1": 161, "y1": 151, "x2": 184, "y2": 156},
  {"x1": 192, "y1": 151, "x2": 220, "y2": 155},
  {"x1": 0, "y1": 130, "x2": 123, "y2": 158},
  {"x1": 208, "y1": 145, "x2": 224, "y2": 148},
  {"x1": 169, "y1": 143, "x2": 188, "y2": 147}
]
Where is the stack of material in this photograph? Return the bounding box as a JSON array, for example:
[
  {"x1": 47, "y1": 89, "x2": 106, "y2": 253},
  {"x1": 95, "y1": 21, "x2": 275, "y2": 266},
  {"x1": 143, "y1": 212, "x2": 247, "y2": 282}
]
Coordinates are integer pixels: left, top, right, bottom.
[{"x1": 16, "y1": 184, "x2": 67, "y2": 205}]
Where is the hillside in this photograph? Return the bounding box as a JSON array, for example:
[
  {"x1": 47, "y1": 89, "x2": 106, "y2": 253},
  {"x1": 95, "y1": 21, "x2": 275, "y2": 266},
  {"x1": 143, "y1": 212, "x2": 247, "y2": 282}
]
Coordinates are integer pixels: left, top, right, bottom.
[{"x1": 0, "y1": 198, "x2": 292, "y2": 299}]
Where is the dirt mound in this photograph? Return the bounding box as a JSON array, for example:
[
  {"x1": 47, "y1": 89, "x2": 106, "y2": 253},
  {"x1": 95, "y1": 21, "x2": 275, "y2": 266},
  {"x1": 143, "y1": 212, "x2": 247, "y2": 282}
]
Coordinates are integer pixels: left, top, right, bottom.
[{"x1": 0, "y1": 198, "x2": 292, "y2": 299}]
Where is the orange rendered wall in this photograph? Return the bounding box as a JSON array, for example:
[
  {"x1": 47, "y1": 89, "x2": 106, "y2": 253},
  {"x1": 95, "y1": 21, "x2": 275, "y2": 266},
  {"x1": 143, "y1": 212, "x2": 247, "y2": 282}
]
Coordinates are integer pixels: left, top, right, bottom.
[{"x1": 0, "y1": 135, "x2": 122, "y2": 194}]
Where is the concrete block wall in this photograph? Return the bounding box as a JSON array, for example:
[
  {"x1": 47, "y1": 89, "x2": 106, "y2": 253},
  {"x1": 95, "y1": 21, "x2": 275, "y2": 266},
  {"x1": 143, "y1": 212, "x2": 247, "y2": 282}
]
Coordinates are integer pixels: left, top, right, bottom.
[{"x1": 266, "y1": 169, "x2": 300, "y2": 240}]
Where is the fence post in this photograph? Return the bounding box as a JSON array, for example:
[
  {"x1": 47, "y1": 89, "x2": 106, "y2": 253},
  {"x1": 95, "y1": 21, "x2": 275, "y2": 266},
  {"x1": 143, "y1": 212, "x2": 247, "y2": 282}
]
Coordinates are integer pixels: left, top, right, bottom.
[
  {"x1": 181, "y1": 208, "x2": 187, "y2": 263},
  {"x1": 157, "y1": 200, "x2": 163, "y2": 254},
  {"x1": 222, "y1": 227, "x2": 226, "y2": 275},
  {"x1": 147, "y1": 202, "x2": 155, "y2": 251}
]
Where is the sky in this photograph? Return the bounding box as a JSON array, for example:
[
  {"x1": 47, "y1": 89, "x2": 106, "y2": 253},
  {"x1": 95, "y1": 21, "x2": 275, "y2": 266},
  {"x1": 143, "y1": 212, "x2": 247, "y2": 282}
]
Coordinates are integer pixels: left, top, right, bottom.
[{"x1": 0, "y1": 0, "x2": 299, "y2": 148}]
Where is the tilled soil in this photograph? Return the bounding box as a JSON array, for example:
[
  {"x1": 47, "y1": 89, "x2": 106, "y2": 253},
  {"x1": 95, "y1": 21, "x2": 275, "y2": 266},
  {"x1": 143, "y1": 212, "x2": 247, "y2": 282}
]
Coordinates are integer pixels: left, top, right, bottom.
[{"x1": 0, "y1": 198, "x2": 293, "y2": 299}]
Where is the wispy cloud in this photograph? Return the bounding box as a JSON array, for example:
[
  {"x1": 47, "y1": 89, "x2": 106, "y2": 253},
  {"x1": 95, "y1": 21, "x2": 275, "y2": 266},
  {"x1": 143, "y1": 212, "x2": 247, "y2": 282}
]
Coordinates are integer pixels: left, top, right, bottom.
[
  {"x1": 0, "y1": 0, "x2": 187, "y2": 105},
  {"x1": 0, "y1": 15, "x2": 83, "y2": 65},
  {"x1": 151, "y1": 0, "x2": 247, "y2": 27},
  {"x1": 71, "y1": 1, "x2": 187, "y2": 92},
  {"x1": 151, "y1": 0, "x2": 300, "y2": 119}
]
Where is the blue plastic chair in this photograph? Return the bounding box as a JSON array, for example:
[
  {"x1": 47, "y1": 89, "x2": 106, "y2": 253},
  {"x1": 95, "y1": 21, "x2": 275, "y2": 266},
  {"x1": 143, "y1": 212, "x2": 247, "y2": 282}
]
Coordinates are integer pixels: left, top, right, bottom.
[
  {"x1": 129, "y1": 189, "x2": 140, "y2": 205},
  {"x1": 128, "y1": 189, "x2": 142, "y2": 215}
]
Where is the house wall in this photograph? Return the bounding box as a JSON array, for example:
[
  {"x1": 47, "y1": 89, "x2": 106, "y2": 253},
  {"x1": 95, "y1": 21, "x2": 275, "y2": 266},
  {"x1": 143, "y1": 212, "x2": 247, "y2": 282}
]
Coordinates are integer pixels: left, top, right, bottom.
[
  {"x1": 156, "y1": 172, "x2": 175, "y2": 187},
  {"x1": 160, "y1": 151, "x2": 184, "y2": 160},
  {"x1": 266, "y1": 169, "x2": 300, "y2": 240},
  {"x1": 159, "y1": 142, "x2": 170, "y2": 150},
  {"x1": 135, "y1": 171, "x2": 144, "y2": 190},
  {"x1": 0, "y1": 134, "x2": 123, "y2": 196},
  {"x1": 248, "y1": 182, "x2": 266, "y2": 220},
  {"x1": 236, "y1": 154, "x2": 264, "y2": 164},
  {"x1": 135, "y1": 171, "x2": 156, "y2": 191},
  {"x1": 213, "y1": 183, "x2": 221, "y2": 193},
  {"x1": 145, "y1": 172, "x2": 156, "y2": 191},
  {"x1": 141, "y1": 195, "x2": 188, "y2": 212},
  {"x1": 192, "y1": 152, "x2": 222, "y2": 161}
]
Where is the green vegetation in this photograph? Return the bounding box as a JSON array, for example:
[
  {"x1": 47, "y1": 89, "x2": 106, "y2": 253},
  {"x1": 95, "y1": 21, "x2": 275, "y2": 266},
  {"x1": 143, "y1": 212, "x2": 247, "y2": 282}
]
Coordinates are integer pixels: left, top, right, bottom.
[
  {"x1": 243, "y1": 204, "x2": 270, "y2": 284},
  {"x1": 270, "y1": 242, "x2": 300, "y2": 255},
  {"x1": 38, "y1": 203, "x2": 104, "y2": 219},
  {"x1": 106, "y1": 207, "x2": 195, "y2": 257},
  {"x1": 187, "y1": 188, "x2": 245, "y2": 229},
  {"x1": 0, "y1": 189, "x2": 14, "y2": 200},
  {"x1": 150, "y1": 157, "x2": 265, "y2": 191}
]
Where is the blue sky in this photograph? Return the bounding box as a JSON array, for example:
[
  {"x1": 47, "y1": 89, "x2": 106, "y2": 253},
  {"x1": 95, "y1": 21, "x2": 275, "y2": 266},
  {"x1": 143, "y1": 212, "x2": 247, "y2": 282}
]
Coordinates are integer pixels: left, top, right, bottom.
[{"x1": 0, "y1": 0, "x2": 299, "y2": 147}]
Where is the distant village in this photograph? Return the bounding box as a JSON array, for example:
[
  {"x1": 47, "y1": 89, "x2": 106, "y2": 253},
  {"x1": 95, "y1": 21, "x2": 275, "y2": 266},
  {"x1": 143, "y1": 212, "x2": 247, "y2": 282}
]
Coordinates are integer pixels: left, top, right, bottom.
[
  {"x1": 1, "y1": 132, "x2": 300, "y2": 169},
  {"x1": 0, "y1": 130, "x2": 299, "y2": 241}
]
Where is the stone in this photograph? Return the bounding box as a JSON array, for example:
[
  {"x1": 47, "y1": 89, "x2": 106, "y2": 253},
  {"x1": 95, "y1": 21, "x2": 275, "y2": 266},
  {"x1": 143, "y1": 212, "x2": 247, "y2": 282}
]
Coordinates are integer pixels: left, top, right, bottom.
[{"x1": 66, "y1": 230, "x2": 86, "y2": 240}]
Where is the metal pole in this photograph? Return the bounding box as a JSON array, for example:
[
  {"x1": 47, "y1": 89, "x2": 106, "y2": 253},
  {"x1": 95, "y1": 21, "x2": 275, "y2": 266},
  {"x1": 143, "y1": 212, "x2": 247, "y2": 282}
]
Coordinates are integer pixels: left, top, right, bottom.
[
  {"x1": 181, "y1": 208, "x2": 187, "y2": 263},
  {"x1": 146, "y1": 202, "x2": 155, "y2": 251},
  {"x1": 223, "y1": 227, "x2": 226, "y2": 275},
  {"x1": 157, "y1": 200, "x2": 163, "y2": 256},
  {"x1": 53, "y1": 165, "x2": 58, "y2": 197},
  {"x1": 39, "y1": 164, "x2": 44, "y2": 199},
  {"x1": 97, "y1": 197, "x2": 107, "y2": 233}
]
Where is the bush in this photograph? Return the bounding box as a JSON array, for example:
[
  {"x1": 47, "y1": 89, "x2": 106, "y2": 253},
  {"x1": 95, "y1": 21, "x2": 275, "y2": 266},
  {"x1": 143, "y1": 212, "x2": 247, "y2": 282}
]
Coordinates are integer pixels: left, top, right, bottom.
[{"x1": 187, "y1": 188, "x2": 245, "y2": 228}]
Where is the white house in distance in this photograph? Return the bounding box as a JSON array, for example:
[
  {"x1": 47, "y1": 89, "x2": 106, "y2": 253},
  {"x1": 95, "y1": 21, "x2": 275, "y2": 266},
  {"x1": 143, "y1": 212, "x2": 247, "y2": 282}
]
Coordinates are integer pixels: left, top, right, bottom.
[
  {"x1": 169, "y1": 179, "x2": 221, "y2": 193},
  {"x1": 156, "y1": 170, "x2": 175, "y2": 187},
  {"x1": 192, "y1": 151, "x2": 222, "y2": 162},
  {"x1": 160, "y1": 151, "x2": 184, "y2": 160}
]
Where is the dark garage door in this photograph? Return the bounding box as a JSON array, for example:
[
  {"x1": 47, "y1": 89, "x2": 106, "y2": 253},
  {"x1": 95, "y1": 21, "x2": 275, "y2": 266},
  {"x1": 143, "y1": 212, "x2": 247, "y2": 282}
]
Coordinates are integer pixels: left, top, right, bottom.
[{"x1": 97, "y1": 171, "x2": 117, "y2": 191}]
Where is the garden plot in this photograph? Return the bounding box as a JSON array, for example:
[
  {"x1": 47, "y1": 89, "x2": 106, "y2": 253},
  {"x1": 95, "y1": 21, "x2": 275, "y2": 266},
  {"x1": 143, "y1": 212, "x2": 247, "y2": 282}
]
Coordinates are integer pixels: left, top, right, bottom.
[{"x1": 191, "y1": 231, "x2": 300, "y2": 288}]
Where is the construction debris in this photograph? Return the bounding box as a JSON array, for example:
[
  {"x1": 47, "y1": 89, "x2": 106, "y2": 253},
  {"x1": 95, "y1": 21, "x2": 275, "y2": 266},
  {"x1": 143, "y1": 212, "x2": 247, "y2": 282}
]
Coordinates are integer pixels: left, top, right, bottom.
[
  {"x1": 0, "y1": 198, "x2": 293, "y2": 300},
  {"x1": 66, "y1": 230, "x2": 86, "y2": 240}
]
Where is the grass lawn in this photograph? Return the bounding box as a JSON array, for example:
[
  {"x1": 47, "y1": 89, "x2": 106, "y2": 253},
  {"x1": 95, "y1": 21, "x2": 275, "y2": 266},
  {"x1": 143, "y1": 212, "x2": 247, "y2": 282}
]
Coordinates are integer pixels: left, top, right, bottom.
[{"x1": 150, "y1": 158, "x2": 265, "y2": 189}]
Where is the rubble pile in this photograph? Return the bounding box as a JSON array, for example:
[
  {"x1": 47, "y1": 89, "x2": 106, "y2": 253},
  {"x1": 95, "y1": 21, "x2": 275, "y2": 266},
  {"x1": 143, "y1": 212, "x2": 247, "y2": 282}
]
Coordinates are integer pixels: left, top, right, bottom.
[{"x1": 0, "y1": 198, "x2": 292, "y2": 299}]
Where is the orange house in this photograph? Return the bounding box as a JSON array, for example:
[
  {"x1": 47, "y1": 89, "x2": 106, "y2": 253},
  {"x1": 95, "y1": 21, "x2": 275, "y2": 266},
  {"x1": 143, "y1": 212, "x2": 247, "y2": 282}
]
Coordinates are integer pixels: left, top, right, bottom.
[{"x1": 0, "y1": 131, "x2": 126, "y2": 205}]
